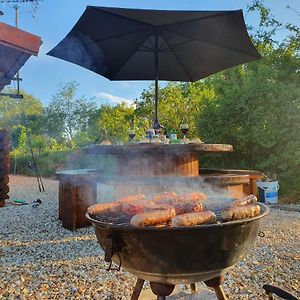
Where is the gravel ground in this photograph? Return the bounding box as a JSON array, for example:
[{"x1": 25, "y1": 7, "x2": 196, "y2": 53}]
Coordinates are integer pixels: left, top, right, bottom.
[{"x1": 0, "y1": 175, "x2": 299, "y2": 300}]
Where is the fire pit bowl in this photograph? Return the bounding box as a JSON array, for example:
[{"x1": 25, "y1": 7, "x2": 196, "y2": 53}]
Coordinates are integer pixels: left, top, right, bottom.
[{"x1": 86, "y1": 203, "x2": 269, "y2": 285}]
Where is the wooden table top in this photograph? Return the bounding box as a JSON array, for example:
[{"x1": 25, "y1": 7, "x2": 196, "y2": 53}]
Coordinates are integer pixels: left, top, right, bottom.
[{"x1": 82, "y1": 143, "x2": 233, "y2": 155}]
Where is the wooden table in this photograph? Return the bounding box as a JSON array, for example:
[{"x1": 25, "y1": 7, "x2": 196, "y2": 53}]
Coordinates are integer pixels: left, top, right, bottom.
[{"x1": 83, "y1": 143, "x2": 233, "y2": 176}]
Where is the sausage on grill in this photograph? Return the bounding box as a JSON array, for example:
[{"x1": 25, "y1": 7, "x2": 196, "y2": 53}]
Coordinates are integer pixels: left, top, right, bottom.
[
  {"x1": 171, "y1": 211, "x2": 216, "y2": 227},
  {"x1": 155, "y1": 192, "x2": 206, "y2": 214},
  {"x1": 157, "y1": 198, "x2": 203, "y2": 214},
  {"x1": 130, "y1": 209, "x2": 176, "y2": 227},
  {"x1": 117, "y1": 194, "x2": 146, "y2": 203},
  {"x1": 152, "y1": 192, "x2": 177, "y2": 202},
  {"x1": 231, "y1": 195, "x2": 258, "y2": 207},
  {"x1": 121, "y1": 201, "x2": 174, "y2": 216},
  {"x1": 179, "y1": 192, "x2": 207, "y2": 202},
  {"x1": 221, "y1": 204, "x2": 261, "y2": 221},
  {"x1": 87, "y1": 202, "x2": 121, "y2": 215},
  {"x1": 88, "y1": 194, "x2": 145, "y2": 215}
]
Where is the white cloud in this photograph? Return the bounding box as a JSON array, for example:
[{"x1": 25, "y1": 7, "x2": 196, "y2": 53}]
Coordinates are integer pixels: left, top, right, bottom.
[{"x1": 95, "y1": 92, "x2": 135, "y2": 106}]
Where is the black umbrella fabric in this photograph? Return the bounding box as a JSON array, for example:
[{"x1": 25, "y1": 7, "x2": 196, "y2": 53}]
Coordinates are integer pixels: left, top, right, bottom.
[{"x1": 48, "y1": 6, "x2": 261, "y2": 128}]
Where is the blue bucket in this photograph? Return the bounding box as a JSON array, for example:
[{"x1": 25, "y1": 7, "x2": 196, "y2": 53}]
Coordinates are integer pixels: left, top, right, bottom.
[{"x1": 256, "y1": 181, "x2": 279, "y2": 204}]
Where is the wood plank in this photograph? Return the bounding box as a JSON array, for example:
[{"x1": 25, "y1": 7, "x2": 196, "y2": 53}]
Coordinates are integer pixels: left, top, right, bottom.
[{"x1": 0, "y1": 22, "x2": 41, "y2": 55}]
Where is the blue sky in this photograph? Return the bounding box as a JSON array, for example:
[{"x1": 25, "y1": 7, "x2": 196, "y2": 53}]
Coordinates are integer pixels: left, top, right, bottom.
[{"x1": 1, "y1": 0, "x2": 299, "y2": 106}]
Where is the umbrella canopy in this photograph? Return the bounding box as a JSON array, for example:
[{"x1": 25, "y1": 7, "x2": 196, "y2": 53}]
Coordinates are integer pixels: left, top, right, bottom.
[{"x1": 48, "y1": 6, "x2": 261, "y2": 128}]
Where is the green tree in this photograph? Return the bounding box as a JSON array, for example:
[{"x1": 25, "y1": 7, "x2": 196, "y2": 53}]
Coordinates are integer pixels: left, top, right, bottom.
[
  {"x1": 95, "y1": 102, "x2": 136, "y2": 143},
  {"x1": 0, "y1": 89, "x2": 44, "y2": 133},
  {"x1": 135, "y1": 82, "x2": 214, "y2": 138},
  {"x1": 0, "y1": 89, "x2": 45, "y2": 152},
  {"x1": 45, "y1": 81, "x2": 97, "y2": 141},
  {"x1": 195, "y1": 1, "x2": 300, "y2": 196}
]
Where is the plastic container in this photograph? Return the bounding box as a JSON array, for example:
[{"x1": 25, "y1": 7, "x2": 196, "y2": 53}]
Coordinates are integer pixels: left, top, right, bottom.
[{"x1": 256, "y1": 181, "x2": 280, "y2": 204}]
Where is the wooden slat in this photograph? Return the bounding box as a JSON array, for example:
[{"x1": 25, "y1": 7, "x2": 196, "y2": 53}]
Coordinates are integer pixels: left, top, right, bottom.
[{"x1": 0, "y1": 22, "x2": 41, "y2": 56}]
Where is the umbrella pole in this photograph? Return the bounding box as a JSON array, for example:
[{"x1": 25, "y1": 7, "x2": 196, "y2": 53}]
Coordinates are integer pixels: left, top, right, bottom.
[{"x1": 153, "y1": 31, "x2": 160, "y2": 131}]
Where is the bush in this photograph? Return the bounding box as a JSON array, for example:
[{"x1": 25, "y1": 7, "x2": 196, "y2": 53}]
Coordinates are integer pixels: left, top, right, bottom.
[{"x1": 10, "y1": 149, "x2": 117, "y2": 178}]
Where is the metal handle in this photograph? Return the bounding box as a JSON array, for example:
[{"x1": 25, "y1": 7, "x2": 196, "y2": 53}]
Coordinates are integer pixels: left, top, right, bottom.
[
  {"x1": 104, "y1": 235, "x2": 122, "y2": 271},
  {"x1": 263, "y1": 284, "x2": 299, "y2": 300}
]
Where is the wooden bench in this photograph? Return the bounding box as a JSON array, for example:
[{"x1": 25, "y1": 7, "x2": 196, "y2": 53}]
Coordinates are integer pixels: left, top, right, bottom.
[{"x1": 199, "y1": 168, "x2": 263, "y2": 197}]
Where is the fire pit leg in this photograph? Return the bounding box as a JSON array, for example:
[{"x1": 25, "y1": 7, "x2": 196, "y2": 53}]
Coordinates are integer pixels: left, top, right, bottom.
[
  {"x1": 150, "y1": 282, "x2": 175, "y2": 300},
  {"x1": 190, "y1": 283, "x2": 197, "y2": 293},
  {"x1": 204, "y1": 275, "x2": 228, "y2": 300},
  {"x1": 131, "y1": 278, "x2": 145, "y2": 300}
]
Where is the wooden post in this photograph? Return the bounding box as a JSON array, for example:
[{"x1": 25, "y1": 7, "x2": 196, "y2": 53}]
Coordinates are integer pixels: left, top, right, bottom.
[
  {"x1": 57, "y1": 170, "x2": 98, "y2": 230},
  {"x1": 0, "y1": 130, "x2": 9, "y2": 207}
]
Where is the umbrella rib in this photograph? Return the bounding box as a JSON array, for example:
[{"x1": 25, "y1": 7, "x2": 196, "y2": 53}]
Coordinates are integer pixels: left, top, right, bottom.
[
  {"x1": 160, "y1": 31, "x2": 194, "y2": 81},
  {"x1": 93, "y1": 28, "x2": 151, "y2": 44},
  {"x1": 92, "y1": 6, "x2": 155, "y2": 27},
  {"x1": 92, "y1": 6, "x2": 239, "y2": 27},
  {"x1": 160, "y1": 10, "x2": 239, "y2": 28},
  {"x1": 164, "y1": 28, "x2": 260, "y2": 58},
  {"x1": 119, "y1": 36, "x2": 153, "y2": 51},
  {"x1": 110, "y1": 31, "x2": 154, "y2": 79}
]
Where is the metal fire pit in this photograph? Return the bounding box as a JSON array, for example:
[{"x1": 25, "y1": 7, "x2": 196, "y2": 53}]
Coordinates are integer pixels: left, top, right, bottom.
[{"x1": 86, "y1": 203, "x2": 269, "y2": 285}]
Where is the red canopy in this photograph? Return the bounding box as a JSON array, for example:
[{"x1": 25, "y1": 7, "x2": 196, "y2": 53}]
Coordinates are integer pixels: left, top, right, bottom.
[{"x1": 0, "y1": 22, "x2": 42, "y2": 91}]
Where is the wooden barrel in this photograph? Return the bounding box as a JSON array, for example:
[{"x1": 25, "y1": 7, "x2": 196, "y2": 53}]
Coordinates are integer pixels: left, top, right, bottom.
[{"x1": 0, "y1": 129, "x2": 9, "y2": 205}]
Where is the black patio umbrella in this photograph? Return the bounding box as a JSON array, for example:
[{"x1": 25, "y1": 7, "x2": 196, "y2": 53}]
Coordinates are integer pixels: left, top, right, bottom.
[{"x1": 48, "y1": 6, "x2": 261, "y2": 129}]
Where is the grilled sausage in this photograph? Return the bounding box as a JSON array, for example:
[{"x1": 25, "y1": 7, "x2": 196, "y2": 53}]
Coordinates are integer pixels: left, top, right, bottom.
[
  {"x1": 174, "y1": 200, "x2": 203, "y2": 214},
  {"x1": 171, "y1": 211, "x2": 216, "y2": 227},
  {"x1": 231, "y1": 195, "x2": 258, "y2": 207},
  {"x1": 130, "y1": 209, "x2": 176, "y2": 227},
  {"x1": 87, "y1": 202, "x2": 121, "y2": 215},
  {"x1": 179, "y1": 192, "x2": 207, "y2": 202},
  {"x1": 117, "y1": 194, "x2": 146, "y2": 203},
  {"x1": 221, "y1": 204, "x2": 261, "y2": 222},
  {"x1": 152, "y1": 192, "x2": 178, "y2": 202},
  {"x1": 121, "y1": 200, "x2": 174, "y2": 216},
  {"x1": 157, "y1": 198, "x2": 203, "y2": 214}
]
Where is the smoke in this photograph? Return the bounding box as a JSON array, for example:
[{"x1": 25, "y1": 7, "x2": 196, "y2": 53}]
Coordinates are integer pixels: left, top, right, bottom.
[
  {"x1": 61, "y1": 144, "x2": 244, "y2": 215},
  {"x1": 68, "y1": 146, "x2": 240, "y2": 206}
]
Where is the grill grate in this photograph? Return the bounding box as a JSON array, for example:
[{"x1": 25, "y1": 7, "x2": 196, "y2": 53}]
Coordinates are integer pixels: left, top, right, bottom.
[
  {"x1": 93, "y1": 213, "x2": 132, "y2": 226},
  {"x1": 92, "y1": 208, "x2": 226, "y2": 228}
]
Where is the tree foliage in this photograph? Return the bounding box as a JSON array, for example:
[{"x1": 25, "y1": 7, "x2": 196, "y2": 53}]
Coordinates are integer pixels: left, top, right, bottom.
[
  {"x1": 95, "y1": 103, "x2": 135, "y2": 143},
  {"x1": 45, "y1": 81, "x2": 97, "y2": 141}
]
